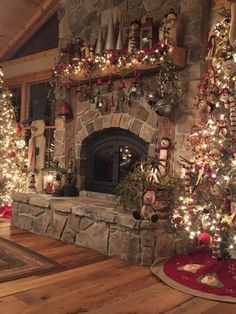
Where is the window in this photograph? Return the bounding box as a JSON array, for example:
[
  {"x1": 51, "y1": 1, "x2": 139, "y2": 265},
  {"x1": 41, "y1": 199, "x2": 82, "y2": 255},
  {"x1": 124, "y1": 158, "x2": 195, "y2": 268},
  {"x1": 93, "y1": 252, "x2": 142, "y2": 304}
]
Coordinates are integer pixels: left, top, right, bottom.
[
  {"x1": 10, "y1": 86, "x2": 21, "y2": 123},
  {"x1": 29, "y1": 82, "x2": 55, "y2": 126}
]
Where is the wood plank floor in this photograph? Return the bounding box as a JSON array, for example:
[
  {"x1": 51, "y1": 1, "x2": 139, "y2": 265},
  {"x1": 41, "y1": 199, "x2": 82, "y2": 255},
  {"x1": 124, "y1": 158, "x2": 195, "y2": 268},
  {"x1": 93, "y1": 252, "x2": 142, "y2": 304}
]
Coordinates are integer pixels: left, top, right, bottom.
[{"x1": 0, "y1": 220, "x2": 235, "y2": 313}]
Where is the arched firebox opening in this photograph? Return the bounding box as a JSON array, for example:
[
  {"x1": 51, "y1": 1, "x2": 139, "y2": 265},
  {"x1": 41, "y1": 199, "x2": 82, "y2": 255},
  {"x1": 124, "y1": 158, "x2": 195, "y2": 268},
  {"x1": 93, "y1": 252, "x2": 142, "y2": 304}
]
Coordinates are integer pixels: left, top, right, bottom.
[{"x1": 84, "y1": 128, "x2": 148, "y2": 194}]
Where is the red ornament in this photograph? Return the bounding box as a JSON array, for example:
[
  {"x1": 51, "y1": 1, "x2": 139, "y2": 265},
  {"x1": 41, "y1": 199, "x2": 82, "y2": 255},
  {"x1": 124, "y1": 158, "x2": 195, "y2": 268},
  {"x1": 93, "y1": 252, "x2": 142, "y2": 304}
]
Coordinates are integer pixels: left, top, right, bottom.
[
  {"x1": 97, "y1": 78, "x2": 103, "y2": 86},
  {"x1": 15, "y1": 124, "x2": 22, "y2": 134},
  {"x1": 198, "y1": 232, "x2": 211, "y2": 246},
  {"x1": 76, "y1": 85, "x2": 82, "y2": 93},
  {"x1": 65, "y1": 83, "x2": 72, "y2": 90},
  {"x1": 107, "y1": 78, "x2": 113, "y2": 86},
  {"x1": 7, "y1": 151, "x2": 16, "y2": 158},
  {"x1": 191, "y1": 135, "x2": 200, "y2": 145},
  {"x1": 119, "y1": 80, "x2": 126, "y2": 89}
]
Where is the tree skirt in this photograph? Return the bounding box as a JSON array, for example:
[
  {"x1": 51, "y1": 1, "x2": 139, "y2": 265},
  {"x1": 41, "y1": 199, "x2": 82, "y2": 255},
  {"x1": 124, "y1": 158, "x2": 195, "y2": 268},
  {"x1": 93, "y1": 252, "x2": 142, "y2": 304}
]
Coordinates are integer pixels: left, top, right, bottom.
[{"x1": 151, "y1": 247, "x2": 236, "y2": 303}]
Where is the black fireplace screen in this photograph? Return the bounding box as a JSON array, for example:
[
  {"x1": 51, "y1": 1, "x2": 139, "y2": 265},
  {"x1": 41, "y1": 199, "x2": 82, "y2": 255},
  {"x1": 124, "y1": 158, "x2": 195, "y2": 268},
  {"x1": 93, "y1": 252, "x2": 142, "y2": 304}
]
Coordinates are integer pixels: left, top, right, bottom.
[{"x1": 84, "y1": 128, "x2": 148, "y2": 194}]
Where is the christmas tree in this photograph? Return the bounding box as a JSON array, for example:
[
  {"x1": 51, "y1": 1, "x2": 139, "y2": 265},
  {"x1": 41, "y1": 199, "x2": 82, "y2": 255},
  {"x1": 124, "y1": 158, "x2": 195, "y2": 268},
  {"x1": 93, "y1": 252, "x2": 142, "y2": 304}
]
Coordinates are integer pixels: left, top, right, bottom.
[
  {"x1": 0, "y1": 67, "x2": 27, "y2": 213},
  {"x1": 172, "y1": 10, "x2": 236, "y2": 259}
]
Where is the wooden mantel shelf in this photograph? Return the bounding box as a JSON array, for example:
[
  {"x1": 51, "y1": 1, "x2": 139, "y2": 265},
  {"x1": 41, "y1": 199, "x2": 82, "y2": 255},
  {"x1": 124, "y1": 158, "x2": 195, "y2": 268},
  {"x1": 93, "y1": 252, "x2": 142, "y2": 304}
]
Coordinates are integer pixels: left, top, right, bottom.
[{"x1": 64, "y1": 46, "x2": 186, "y2": 84}]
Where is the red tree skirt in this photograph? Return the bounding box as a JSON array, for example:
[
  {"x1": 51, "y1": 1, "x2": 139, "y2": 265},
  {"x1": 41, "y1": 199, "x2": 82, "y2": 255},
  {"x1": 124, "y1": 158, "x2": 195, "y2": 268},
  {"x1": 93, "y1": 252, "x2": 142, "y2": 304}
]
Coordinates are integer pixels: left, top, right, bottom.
[
  {"x1": 0, "y1": 205, "x2": 12, "y2": 219},
  {"x1": 151, "y1": 247, "x2": 236, "y2": 303}
]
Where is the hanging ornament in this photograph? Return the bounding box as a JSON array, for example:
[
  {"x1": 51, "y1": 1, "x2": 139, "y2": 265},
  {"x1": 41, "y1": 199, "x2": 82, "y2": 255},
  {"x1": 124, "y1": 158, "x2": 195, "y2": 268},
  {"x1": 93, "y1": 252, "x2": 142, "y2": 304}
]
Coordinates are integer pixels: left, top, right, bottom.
[
  {"x1": 128, "y1": 82, "x2": 137, "y2": 100},
  {"x1": 97, "y1": 78, "x2": 103, "y2": 86},
  {"x1": 65, "y1": 83, "x2": 72, "y2": 90},
  {"x1": 145, "y1": 91, "x2": 158, "y2": 107},
  {"x1": 95, "y1": 28, "x2": 104, "y2": 55},
  {"x1": 109, "y1": 95, "x2": 116, "y2": 108},
  {"x1": 119, "y1": 79, "x2": 126, "y2": 89},
  {"x1": 86, "y1": 84, "x2": 95, "y2": 103},
  {"x1": 104, "y1": 16, "x2": 115, "y2": 51},
  {"x1": 198, "y1": 232, "x2": 212, "y2": 246},
  {"x1": 76, "y1": 84, "x2": 82, "y2": 93},
  {"x1": 15, "y1": 124, "x2": 22, "y2": 134},
  {"x1": 104, "y1": 99, "x2": 110, "y2": 113},
  {"x1": 115, "y1": 24, "x2": 124, "y2": 50},
  {"x1": 96, "y1": 96, "x2": 103, "y2": 108},
  {"x1": 155, "y1": 98, "x2": 173, "y2": 117},
  {"x1": 114, "y1": 99, "x2": 121, "y2": 112},
  {"x1": 128, "y1": 76, "x2": 140, "y2": 102},
  {"x1": 96, "y1": 78, "x2": 103, "y2": 96},
  {"x1": 107, "y1": 77, "x2": 113, "y2": 92},
  {"x1": 7, "y1": 151, "x2": 16, "y2": 158}
]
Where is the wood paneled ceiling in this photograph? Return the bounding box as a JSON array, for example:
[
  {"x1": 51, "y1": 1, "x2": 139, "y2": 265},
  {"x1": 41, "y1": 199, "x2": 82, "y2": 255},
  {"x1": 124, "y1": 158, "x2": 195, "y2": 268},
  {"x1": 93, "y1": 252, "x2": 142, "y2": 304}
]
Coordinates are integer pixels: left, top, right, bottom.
[{"x1": 0, "y1": 0, "x2": 59, "y2": 61}]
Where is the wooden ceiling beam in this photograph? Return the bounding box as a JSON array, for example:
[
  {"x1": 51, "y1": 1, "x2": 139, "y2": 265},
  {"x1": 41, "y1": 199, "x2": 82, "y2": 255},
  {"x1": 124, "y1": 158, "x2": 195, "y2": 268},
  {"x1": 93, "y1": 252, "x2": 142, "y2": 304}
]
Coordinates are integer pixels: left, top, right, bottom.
[{"x1": 0, "y1": 0, "x2": 59, "y2": 61}]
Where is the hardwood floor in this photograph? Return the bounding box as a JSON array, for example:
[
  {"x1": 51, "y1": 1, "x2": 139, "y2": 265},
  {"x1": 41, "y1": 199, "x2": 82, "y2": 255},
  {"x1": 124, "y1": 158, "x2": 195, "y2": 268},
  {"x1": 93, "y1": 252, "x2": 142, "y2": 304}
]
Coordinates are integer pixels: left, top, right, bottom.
[{"x1": 0, "y1": 220, "x2": 235, "y2": 313}]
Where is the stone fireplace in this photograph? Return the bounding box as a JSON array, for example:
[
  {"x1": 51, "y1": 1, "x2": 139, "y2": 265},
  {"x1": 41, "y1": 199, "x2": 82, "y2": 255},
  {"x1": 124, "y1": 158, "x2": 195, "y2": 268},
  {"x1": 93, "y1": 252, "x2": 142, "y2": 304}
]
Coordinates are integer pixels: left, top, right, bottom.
[
  {"x1": 12, "y1": 0, "x2": 211, "y2": 265},
  {"x1": 54, "y1": 0, "x2": 210, "y2": 192}
]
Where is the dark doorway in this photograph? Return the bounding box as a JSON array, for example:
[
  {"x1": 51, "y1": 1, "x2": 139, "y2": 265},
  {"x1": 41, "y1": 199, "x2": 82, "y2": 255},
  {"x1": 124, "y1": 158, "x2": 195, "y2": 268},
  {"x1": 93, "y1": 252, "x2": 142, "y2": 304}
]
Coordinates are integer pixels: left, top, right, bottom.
[{"x1": 84, "y1": 128, "x2": 148, "y2": 194}]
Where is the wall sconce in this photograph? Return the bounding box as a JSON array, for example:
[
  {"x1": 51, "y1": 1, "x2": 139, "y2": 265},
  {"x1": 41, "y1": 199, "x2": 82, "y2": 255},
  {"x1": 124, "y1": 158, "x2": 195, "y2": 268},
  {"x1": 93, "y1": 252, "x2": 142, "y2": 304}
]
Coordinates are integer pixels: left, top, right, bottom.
[{"x1": 58, "y1": 101, "x2": 72, "y2": 120}]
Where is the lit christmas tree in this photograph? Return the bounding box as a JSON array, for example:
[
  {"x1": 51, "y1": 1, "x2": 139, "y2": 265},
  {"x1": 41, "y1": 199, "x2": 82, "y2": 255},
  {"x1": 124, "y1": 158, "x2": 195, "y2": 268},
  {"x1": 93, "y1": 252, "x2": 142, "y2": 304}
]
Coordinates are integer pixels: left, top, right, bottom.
[
  {"x1": 0, "y1": 67, "x2": 27, "y2": 213},
  {"x1": 172, "y1": 10, "x2": 236, "y2": 259}
]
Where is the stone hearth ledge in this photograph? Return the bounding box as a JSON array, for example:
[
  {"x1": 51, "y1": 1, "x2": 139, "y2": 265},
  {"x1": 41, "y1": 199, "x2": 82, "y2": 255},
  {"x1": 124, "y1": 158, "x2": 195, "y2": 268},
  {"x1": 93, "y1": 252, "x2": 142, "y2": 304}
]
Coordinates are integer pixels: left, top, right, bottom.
[{"x1": 11, "y1": 193, "x2": 188, "y2": 265}]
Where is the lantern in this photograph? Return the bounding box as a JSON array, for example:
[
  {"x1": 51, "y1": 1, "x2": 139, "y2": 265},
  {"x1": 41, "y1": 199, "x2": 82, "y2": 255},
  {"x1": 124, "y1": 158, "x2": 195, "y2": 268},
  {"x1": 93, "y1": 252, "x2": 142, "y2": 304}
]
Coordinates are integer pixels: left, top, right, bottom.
[{"x1": 42, "y1": 161, "x2": 66, "y2": 195}]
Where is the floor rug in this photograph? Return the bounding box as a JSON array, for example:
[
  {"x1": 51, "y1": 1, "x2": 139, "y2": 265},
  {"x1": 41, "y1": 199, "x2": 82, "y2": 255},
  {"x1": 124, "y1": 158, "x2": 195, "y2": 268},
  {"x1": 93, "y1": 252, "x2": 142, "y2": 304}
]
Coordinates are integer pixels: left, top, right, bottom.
[
  {"x1": 0, "y1": 236, "x2": 65, "y2": 283},
  {"x1": 151, "y1": 247, "x2": 236, "y2": 303}
]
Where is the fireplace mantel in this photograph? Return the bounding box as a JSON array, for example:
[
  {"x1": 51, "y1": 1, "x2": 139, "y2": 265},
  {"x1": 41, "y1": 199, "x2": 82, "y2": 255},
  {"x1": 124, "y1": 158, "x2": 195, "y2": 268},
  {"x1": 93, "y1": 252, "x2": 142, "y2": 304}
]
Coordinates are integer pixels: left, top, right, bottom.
[{"x1": 61, "y1": 46, "x2": 186, "y2": 84}]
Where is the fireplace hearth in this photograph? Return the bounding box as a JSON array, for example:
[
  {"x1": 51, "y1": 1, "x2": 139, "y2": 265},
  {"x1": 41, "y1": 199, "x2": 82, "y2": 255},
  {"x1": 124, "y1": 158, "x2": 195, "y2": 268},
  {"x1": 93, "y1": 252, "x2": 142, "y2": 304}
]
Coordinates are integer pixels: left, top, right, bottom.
[{"x1": 12, "y1": 191, "x2": 188, "y2": 265}]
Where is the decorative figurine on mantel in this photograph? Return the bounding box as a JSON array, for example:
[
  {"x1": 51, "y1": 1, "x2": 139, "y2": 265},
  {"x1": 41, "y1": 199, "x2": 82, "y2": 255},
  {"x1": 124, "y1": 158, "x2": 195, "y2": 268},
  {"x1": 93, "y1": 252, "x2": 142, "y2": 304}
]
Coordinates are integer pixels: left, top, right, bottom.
[
  {"x1": 140, "y1": 16, "x2": 155, "y2": 49},
  {"x1": 115, "y1": 24, "x2": 124, "y2": 50},
  {"x1": 159, "y1": 8, "x2": 177, "y2": 45},
  {"x1": 128, "y1": 19, "x2": 141, "y2": 53},
  {"x1": 95, "y1": 28, "x2": 104, "y2": 55},
  {"x1": 104, "y1": 16, "x2": 115, "y2": 51}
]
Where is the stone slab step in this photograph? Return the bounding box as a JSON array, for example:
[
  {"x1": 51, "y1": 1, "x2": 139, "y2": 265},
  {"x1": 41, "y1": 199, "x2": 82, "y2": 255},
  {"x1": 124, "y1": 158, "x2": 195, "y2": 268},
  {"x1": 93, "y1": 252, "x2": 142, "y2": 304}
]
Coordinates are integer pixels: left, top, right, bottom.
[{"x1": 79, "y1": 191, "x2": 116, "y2": 202}]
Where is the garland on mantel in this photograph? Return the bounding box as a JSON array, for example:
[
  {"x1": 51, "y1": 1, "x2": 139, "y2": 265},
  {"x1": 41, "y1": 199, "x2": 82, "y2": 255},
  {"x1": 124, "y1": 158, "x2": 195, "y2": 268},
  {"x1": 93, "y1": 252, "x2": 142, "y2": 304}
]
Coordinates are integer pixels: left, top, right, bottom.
[{"x1": 51, "y1": 41, "x2": 175, "y2": 83}]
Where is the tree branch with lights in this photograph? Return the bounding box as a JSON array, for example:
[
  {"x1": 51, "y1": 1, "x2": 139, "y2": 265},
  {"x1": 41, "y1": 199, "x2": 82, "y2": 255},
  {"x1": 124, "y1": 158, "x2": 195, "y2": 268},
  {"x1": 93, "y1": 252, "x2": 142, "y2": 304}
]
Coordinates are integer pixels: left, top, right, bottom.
[
  {"x1": 172, "y1": 9, "x2": 236, "y2": 259},
  {"x1": 0, "y1": 67, "x2": 27, "y2": 216}
]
